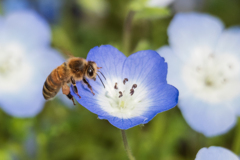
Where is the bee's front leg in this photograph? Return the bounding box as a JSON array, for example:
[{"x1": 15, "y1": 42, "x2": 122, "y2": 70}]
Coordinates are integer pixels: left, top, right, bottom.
[
  {"x1": 83, "y1": 77, "x2": 95, "y2": 95},
  {"x1": 71, "y1": 77, "x2": 81, "y2": 98},
  {"x1": 62, "y1": 83, "x2": 76, "y2": 105}
]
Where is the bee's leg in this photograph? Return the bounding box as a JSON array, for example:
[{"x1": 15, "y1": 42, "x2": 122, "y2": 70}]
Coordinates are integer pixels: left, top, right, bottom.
[
  {"x1": 83, "y1": 78, "x2": 95, "y2": 95},
  {"x1": 70, "y1": 77, "x2": 81, "y2": 98},
  {"x1": 62, "y1": 84, "x2": 76, "y2": 105}
]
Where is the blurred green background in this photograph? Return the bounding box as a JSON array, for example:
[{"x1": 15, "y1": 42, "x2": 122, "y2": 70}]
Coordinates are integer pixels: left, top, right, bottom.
[{"x1": 0, "y1": 0, "x2": 240, "y2": 159}]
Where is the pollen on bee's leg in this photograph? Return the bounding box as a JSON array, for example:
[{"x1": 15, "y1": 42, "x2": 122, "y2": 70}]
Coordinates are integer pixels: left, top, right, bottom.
[
  {"x1": 123, "y1": 78, "x2": 128, "y2": 84},
  {"x1": 114, "y1": 83, "x2": 118, "y2": 89},
  {"x1": 119, "y1": 91, "x2": 123, "y2": 98}
]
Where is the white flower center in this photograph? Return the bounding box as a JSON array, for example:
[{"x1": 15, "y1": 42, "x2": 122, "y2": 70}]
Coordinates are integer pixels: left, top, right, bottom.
[
  {"x1": 182, "y1": 50, "x2": 240, "y2": 103},
  {"x1": 96, "y1": 77, "x2": 151, "y2": 119},
  {"x1": 0, "y1": 43, "x2": 33, "y2": 92}
]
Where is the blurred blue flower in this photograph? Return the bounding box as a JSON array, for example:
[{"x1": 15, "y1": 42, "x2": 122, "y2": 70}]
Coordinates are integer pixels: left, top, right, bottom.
[
  {"x1": 1, "y1": 0, "x2": 29, "y2": 11},
  {"x1": 71, "y1": 45, "x2": 179, "y2": 129},
  {"x1": 36, "y1": 0, "x2": 64, "y2": 23},
  {"x1": 195, "y1": 146, "x2": 238, "y2": 160},
  {"x1": 2, "y1": 0, "x2": 63, "y2": 23},
  {"x1": 157, "y1": 13, "x2": 240, "y2": 137},
  {"x1": 0, "y1": 10, "x2": 64, "y2": 117}
]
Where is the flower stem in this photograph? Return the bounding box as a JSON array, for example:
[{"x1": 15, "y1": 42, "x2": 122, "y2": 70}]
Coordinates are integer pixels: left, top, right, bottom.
[
  {"x1": 123, "y1": 11, "x2": 135, "y2": 56},
  {"x1": 232, "y1": 118, "x2": 240, "y2": 154},
  {"x1": 121, "y1": 130, "x2": 135, "y2": 160}
]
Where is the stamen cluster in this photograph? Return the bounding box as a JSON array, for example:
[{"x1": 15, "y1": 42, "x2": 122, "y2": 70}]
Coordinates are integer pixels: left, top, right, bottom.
[{"x1": 113, "y1": 78, "x2": 138, "y2": 98}]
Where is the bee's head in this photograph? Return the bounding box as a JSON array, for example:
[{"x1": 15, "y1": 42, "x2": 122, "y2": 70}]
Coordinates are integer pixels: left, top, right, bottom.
[
  {"x1": 86, "y1": 61, "x2": 106, "y2": 88},
  {"x1": 85, "y1": 61, "x2": 97, "y2": 80}
]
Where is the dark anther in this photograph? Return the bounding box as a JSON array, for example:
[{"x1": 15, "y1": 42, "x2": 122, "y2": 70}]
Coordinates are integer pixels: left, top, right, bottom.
[
  {"x1": 123, "y1": 78, "x2": 128, "y2": 84},
  {"x1": 119, "y1": 91, "x2": 123, "y2": 98},
  {"x1": 130, "y1": 89, "x2": 134, "y2": 96},
  {"x1": 114, "y1": 83, "x2": 118, "y2": 90},
  {"x1": 132, "y1": 84, "x2": 137, "y2": 89}
]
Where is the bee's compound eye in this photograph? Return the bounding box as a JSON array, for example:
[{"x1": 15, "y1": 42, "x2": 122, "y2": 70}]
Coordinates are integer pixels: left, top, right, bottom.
[{"x1": 88, "y1": 69, "x2": 93, "y2": 76}]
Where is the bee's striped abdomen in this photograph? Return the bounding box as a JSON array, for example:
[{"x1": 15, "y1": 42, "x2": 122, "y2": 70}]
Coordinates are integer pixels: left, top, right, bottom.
[{"x1": 43, "y1": 64, "x2": 66, "y2": 100}]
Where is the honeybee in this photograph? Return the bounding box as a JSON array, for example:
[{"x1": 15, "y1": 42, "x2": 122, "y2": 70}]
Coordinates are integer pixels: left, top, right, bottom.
[{"x1": 42, "y1": 55, "x2": 106, "y2": 105}]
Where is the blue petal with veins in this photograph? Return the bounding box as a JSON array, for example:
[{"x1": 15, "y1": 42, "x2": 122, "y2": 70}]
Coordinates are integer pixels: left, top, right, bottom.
[{"x1": 71, "y1": 45, "x2": 179, "y2": 129}]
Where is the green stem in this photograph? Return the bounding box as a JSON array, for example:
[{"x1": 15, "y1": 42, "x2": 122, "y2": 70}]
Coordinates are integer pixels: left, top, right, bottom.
[
  {"x1": 123, "y1": 11, "x2": 135, "y2": 56},
  {"x1": 232, "y1": 118, "x2": 240, "y2": 154},
  {"x1": 121, "y1": 130, "x2": 135, "y2": 160}
]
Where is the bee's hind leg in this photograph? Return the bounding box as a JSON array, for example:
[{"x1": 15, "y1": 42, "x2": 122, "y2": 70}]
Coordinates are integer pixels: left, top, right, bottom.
[
  {"x1": 70, "y1": 77, "x2": 81, "y2": 98},
  {"x1": 62, "y1": 83, "x2": 76, "y2": 105}
]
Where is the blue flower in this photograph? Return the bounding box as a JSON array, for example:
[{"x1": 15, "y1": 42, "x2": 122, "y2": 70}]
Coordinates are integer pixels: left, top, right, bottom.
[
  {"x1": 70, "y1": 45, "x2": 179, "y2": 129},
  {"x1": 2, "y1": 0, "x2": 63, "y2": 23},
  {"x1": 195, "y1": 147, "x2": 238, "y2": 160},
  {"x1": 0, "y1": 10, "x2": 64, "y2": 117},
  {"x1": 157, "y1": 13, "x2": 240, "y2": 136}
]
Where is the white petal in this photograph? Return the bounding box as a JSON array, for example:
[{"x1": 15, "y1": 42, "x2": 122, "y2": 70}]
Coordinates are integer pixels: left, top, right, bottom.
[
  {"x1": 195, "y1": 147, "x2": 238, "y2": 160},
  {"x1": 0, "y1": 10, "x2": 51, "y2": 48},
  {"x1": 179, "y1": 95, "x2": 236, "y2": 137},
  {"x1": 215, "y1": 27, "x2": 240, "y2": 57},
  {"x1": 168, "y1": 13, "x2": 224, "y2": 61},
  {"x1": 157, "y1": 46, "x2": 190, "y2": 98}
]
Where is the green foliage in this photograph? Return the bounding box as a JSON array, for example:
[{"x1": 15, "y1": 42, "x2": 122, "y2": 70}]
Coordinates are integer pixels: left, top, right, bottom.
[
  {"x1": 134, "y1": 7, "x2": 171, "y2": 20},
  {"x1": 128, "y1": 0, "x2": 148, "y2": 11},
  {"x1": 0, "y1": 0, "x2": 240, "y2": 159}
]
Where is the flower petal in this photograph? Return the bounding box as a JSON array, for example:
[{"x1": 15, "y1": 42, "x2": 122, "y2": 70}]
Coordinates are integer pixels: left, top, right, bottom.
[
  {"x1": 0, "y1": 89, "x2": 45, "y2": 117},
  {"x1": 168, "y1": 13, "x2": 224, "y2": 60},
  {"x1": 2, "y1": 0, "x2": 29, "y2": 13},
  {"x1": 195, "y1": 147, "x2": 238, "y2": 160},
  {"x1": 0, "y1": 16, "x2": 3, "y2": 28},
  {"x1": 179, "y1": 95, "x2": 236, "y2": 137},
  {"x1": 122, "y1": 50, "x2": 167, "y2": 85},
  {"x1": 157, "y1": 46, "x2": 190, "y2": 98},
  {"x1": 0, "y1": 10, "x2": 51, "y2": 48},
  {"x1": 71, "y1": 47, "x2": 178, "y2": 129},
  {"x1": 86, "y1": 45, "x2": 127, "y2": 92},
  {"x1": 0, "y1": 47, "x2": 64, "y2": 117},
  {"x1": 28, "y1": 47, "x2": 65, "y2": 85},
  {"x1": 38, "y1": 0, "x2": 64, "y2": 22},
  {"x1": 216, "y1": 27, "x2": 240, "y2": 57},
  {"x1": 117, "y1": 50, "x2": 178, "y2": 129},
  {"x1": 71, "y1": 45, "x2": 126, "y2": 118},
  {"x1": 230, "y1": 96, "x2": 240, "y2": 116},
  {"x1": 97, "y1": 84, "x2": 179, "y2": 130}
]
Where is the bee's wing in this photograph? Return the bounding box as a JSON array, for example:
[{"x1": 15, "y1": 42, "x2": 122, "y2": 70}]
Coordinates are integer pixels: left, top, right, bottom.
[
  {"x1": 61, "y1": 49, "x2": 75, "y2": 58},
  {"x1": 53, "y1": 45, "x2": 75, "y2": 58}
]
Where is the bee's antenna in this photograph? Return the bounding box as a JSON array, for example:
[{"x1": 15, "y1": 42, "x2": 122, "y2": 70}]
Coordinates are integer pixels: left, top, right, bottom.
[
  {"x1": 97, "y1": 73, "x2": 105, "y2": 88},
  {"x1": 98, "y1": 71, "x2": 106, "y2": 80}
]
